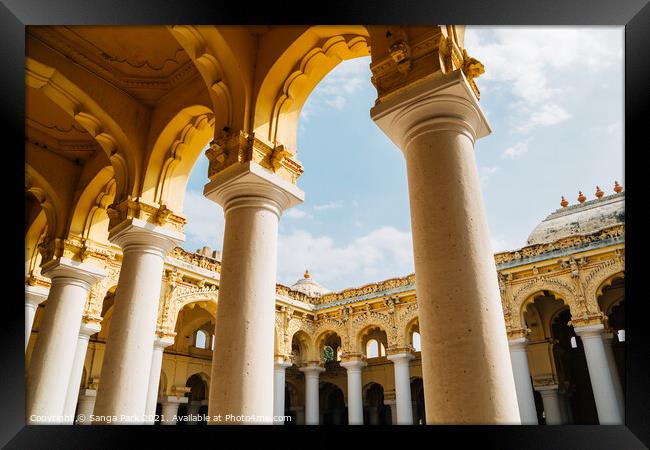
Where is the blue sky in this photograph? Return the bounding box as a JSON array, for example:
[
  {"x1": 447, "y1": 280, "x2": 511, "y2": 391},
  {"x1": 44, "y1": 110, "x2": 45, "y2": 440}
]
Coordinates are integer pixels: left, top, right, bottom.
[{"x1": 182, "y1": 26, "x2": 624, "y2": 291}]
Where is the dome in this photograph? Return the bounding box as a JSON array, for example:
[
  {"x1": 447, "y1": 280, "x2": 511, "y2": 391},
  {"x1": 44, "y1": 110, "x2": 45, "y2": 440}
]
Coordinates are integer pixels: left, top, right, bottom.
[
  {"x1": 526, "y1": 191, "x2": 624, "y2": 245},
  {"x1": 290, "y1": 270, "x2": 330, "y2": 297}
]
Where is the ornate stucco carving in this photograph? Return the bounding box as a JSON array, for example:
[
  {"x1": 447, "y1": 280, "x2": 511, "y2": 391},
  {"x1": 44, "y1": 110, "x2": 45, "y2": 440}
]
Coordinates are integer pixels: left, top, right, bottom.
[{"x1": 205, "y1": 129, "x2": 304, "y2": 185}]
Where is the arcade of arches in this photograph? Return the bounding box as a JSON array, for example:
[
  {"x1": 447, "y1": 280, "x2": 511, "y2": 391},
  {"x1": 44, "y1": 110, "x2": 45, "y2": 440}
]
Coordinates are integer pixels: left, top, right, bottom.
[{"x1": 24, "y1": 25, "x2": 625, "y2": 425}]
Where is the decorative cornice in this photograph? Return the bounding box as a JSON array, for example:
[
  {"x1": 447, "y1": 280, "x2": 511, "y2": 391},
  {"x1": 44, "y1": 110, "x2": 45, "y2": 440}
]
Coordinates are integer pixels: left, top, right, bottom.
[
  {"x1": 495, "y1": 225, "x2": 624, "y2": 267},
  {"x1": 205, "y1": 129, "x2": 304, "y2": 185},
  {"x1": 106, "y1": 197, "x2": 186, "y2": 235}
]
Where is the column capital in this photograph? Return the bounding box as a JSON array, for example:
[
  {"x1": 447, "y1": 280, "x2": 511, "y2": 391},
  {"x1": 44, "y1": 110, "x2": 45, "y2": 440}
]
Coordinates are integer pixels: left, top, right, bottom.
[
  {"x1": 340, "y1": 360, "x2": 367, "y2": 371},
  {"x1": 79, "y1": 320, "x2": 102, "y2": 338},
  {"x1": 274, "y1": 359, "x2": 293, "y2": 370},
  {"x1": 387, "y1": 351, "x2": 415, "y2": 365},
  {"x1": 203, "y1": 161, "x2": 304, "y2": 215},
  {"x1": 78, "y1": 388, "x2": 97, "y2": 399},
  {"x1": 154, "y1": 336, "x2": 175, "y2": 350},
  {"x1": 534, "y1": 384, "x2": 560, "y2": 393},
  {"x1": 573, "y1": 323, "x2": 606, "y2": 339},
  {"x1": 370, "y1": 70, "x2": 491, "y2": 151},
  {"x1": 508, "y1": 337, "x2": 530, "y2": 351},
  {"x1": 25, "y1": 284, "x2": 49, "y2": 307},
  {"x1": 40, "y1": 257, "x2": 107, "y2": 288},
  {"x1": 298, "y1": 363, "x2": 325, "y2": 375},
  {"x1": 108, "y1": 217, "x2": 184, "y2": 256},
  {"x1": 158, "y1": 395, "x2": 189, "y2": 406}
]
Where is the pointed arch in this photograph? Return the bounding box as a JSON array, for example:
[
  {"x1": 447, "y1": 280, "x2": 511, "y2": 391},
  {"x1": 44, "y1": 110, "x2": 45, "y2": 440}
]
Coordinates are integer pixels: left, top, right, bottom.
[
  {"x1": 26, "y1": 57, "x2": 137, "y2": 202},
  {"x1": 253, "y1": 26, "x2": 371, "y2": 152},
  {"x1": 140, "y1": 105, "x2": 215, "y2": 213}
]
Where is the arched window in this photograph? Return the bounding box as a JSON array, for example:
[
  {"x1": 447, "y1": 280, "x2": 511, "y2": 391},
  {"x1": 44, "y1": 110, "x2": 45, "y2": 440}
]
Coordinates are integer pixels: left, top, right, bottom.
[
  {"x1": 366, "y1": 339, "x2": 378, "y2": 358},
  {"x1": 211, "y1": 334, "x2": 215, "y2": 350},
  {"x1": 412, "y1": 332, "x2": 421, "y2": 352},
  {"x1": 195, "y1": 330, "x2": 207, "y2": 349},
  {"x1": 336, "y1": 346, "x2": 342, "y2": 362},
  {"x1": 570, "y1": 336, "x2": 578, "y2": 349},
  {"x1": 617, "y1": 329, "x2": 625, "y2": 342}
]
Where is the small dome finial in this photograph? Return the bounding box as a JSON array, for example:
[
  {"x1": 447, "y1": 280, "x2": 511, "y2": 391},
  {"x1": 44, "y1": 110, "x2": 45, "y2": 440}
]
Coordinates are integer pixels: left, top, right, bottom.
[
  {"x1": 577, "y1": 191, "x2": 587, "y2": 203},
  {"x1": 304, "y1": 270, "x2": 310, "y2": 279},
  {"x1": 614, "y1": 181, "x2": 623, "y2": 193},
  {"x1": 595, "y1": 186, "x2": 604, "y2": 198},
  {"x1": 560, "y1": 196, "x2": 569, "y2": 207}
]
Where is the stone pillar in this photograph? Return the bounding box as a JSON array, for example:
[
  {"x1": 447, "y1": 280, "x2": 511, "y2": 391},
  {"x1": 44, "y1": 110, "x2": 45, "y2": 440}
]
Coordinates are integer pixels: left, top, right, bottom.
[
  {"x1": 204, "y1": 162, "x2": 303, "y2": 424},
  {"x1": 26, "y1": 258, "x2": 106, "y2": 423},
  {"x1": 62, "y1": 320, "x2": 102, "y2": 423},
  {"x1": 144, "y1": 336, "x2": 175, "y2": 424},
  {"x1": 602, "y1": 331, "x2": 625, "y2": 417},
  {"x1": 536, "y1": 385, "x2": 563, "y2": 425},
  {"x1": 75, "y1": 389, "x2": 97, "y2": 424},
  {"x1": 273, "y1": 358, "x2": 292, "y2": 424},
  {"x1": 371, "y1": 70, "x2": 520, "y2": 425},
  {"x1": 508, "y1": 338, "x2": 539, "y2": 424},
  {"x1": 387, "y1": 352, "x2": 414, "y2": 425},
  {"x1": 93, "y1": 219, "x2": 182, "y2": 424},
  {"x1": 159, "y1": 396, "x2": 188, "y2": 425},
  {"x1": 340, "y1": 359, "x2": 366, "y2": 425},
  {"x1": 574, "y1": 324, "x2": 624, "y2": 424},
  {"x1": 25, "y1": 284, "x2": 48, "y2": 351},
  {"x1": 299, "y1": 364, "x2": 325, "y2": 425}
]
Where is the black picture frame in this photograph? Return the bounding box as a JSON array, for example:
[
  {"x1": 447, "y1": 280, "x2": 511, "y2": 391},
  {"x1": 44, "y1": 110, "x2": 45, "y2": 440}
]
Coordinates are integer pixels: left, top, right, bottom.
[{"x1": 2, "y1": 0, "x2": 648, "y2": 448}]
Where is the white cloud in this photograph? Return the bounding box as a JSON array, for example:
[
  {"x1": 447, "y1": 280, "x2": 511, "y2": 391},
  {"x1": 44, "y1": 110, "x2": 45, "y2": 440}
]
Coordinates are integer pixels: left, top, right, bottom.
[
  {"x1": 313, "y1": 201, "x2": 344, "y2": 211},
  {"x1": 277, "y1": 226, "x2": 413, "y2": 289},
  {"x1": 303, "y1": 57, "x2": 371, "y2": 116},
  {"x1": 465, "y1": 27, "x2": 621, "y2": 132},
  {"x1": 502, "y1": 140, "x2": 530, "y2": 160},
  {"x1": 606, "y1": 121, "x2": 621, "y2": 134},
  {"x1": 480, "y1": 166, "x2": 500, "y2": 183},
  {"x1": 182, "y1": 189, "x2": 225, "y2": 252},
  {"x1": 516, "y1": 103, "x2": 571, "y2": 132},
  {"x1": 325, "y1": 95, "x2": 346, "y2": 110},
  {"x1": 491, "y1": 235, "x2": 515, "y2": 253},
  {"x1": 285, "y1": 208, "x2": 312, "y2": 220}
]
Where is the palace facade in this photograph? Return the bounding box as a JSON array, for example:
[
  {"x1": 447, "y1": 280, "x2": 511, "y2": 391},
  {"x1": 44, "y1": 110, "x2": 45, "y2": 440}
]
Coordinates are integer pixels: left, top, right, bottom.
[
  {"x1": 25, "y1": 25, "x2": 624, "y2": 425},
  {"x1": 26, "y1": 187, "x2": 625, "y2": 425}
]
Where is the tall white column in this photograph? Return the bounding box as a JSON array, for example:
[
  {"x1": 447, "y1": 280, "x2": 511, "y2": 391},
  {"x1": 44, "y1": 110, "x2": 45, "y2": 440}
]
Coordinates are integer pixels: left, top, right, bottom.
[
  {"x1": 273, "y1": 358, "x2": 292, "y2": 424},
  {"x1": 26, "y1": 258, "x2": 106, "y2": 423},
  {"x1": 93, "y1": 220, "x2": 183, "y2": 424},
  {"x1": 144, "y1": 336, "x2": 175, "y2": 424},
  {"x1": 536, "y1": 385, "x2": 563, "y2": 425},
  {"x1": 160, "y1": 396, "x2": 188, "y2": 425},
  {"x1": 75, "y1": 389, "x2": 97, "y2": 424},
  {"x1": 62, "y1": 320, "x2": 102, "y2": 422},
  {"x1": 602, "y1": 331, "x2": 625, "y2": 417},
  {"x1": 340, "y1": 359, "x2": 366, "y2": 425},
  {"x1": 204, "y1": 162, "x2": 303, "y2": 424},
  {"x1": 299, "y1": 364, "x2": 325, "y2": 425},
  {"x1": 508, "y1": 338, "x2": 539, "y2": 424},
  {"x1": 387, "y1": 352, "x2": 414, "y2": 425},
  {"x1": 574, "y1": 324, "x2": 624, "y2": 424},
  {"x1": 371, "y1": 70, "x2": 520, "y2": 424},
  {"x1": 25, "y1": 284, "x2": 48, "y2": 352}
]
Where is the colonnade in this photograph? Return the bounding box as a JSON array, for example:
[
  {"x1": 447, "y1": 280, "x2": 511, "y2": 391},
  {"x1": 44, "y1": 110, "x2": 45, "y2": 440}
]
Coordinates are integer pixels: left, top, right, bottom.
[
  {"x1": 507, "y1": 325, "x2": 624, "y2": 425},
  {"x1": 26, "y1": 69, "x2": 614, "y2": 426},
  {"x1": 273, "y1": 352, "x2": 418, "y2": 425}
]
